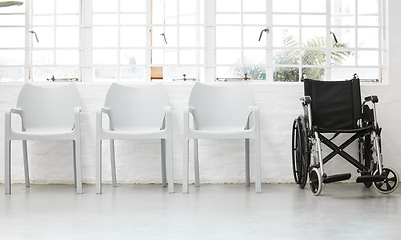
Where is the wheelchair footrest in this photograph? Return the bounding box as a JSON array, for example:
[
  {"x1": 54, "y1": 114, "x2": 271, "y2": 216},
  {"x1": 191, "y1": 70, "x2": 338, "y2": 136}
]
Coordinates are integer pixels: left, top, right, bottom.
[
  {"x1": 356, "y1": 175, "x2": 385, "y2": 183},
  {"x1": 323, "y1": 173, "x2": 352, "y2": 184}
]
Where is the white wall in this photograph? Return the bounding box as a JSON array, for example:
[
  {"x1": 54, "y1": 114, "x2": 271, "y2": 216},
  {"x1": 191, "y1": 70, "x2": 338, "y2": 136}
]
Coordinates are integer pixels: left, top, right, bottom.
[{"x1": 1, "y1": 1, "x2": 401, "y2": 187}]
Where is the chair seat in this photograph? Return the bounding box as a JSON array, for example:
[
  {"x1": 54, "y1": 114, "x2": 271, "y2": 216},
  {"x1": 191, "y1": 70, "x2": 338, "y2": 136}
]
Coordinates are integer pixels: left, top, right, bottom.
[
  {"x1": 190, "y1": 128, "x2": 255, "y2": 139},
  {"x1": 102, "y1": 128, "x2": 167, "y2": 140},
  {"x1": 315, "y1": 125, "x2": 373, "y2": 133}
]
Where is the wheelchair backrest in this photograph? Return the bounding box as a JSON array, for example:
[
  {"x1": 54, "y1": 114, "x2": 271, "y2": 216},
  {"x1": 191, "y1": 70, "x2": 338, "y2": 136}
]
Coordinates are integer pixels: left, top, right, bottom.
[{"x1": 304, "y1": 78, "x2": 362, "y2": 130}]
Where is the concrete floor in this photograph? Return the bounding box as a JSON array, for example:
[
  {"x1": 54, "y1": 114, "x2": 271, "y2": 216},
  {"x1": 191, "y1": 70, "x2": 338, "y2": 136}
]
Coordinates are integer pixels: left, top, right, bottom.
[{"x1": 0, "y1": 183, "x2": 400, "y2": 240}]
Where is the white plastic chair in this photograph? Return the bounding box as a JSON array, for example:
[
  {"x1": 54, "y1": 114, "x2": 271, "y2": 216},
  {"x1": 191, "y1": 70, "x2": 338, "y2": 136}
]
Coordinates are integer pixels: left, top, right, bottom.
[
  {"x1": 96, "y1": 83, "x2": 174, "y2": 193},
  {"x1": 183, "y1": 82, "x2": 261, "y2": 193},
  {"x1": 4, "y1": 83, "x2": 82, "y2": 194}
]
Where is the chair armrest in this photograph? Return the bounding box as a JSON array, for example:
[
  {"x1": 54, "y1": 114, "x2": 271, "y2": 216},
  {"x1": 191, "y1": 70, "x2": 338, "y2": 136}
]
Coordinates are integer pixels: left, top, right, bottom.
[
  {"x1": 97, "y1": 107, "x2": 112, "y2": 132},
  {"x1": 364, "y1": 95, "x2": 379, "y2": 104},
  {"x1": 5, "y1": 108, "x2": 23, "y2": 131},
  {"x1": 183, "y1": 106, "x2": 194, "y2": 137},
  {"x1": 73, "y1": 107, "x2": 81, "y2": 131},
  {"x1": 246, "y1": 106, "x2": 260, "y2": 131},
  {"x1": 300, "y1": 96, "x2": 312, "y2": 105}
]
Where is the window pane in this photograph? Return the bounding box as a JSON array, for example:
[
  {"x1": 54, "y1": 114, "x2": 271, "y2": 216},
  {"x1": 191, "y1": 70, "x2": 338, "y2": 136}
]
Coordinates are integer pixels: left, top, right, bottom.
[
  {"x1": 93, "y1": 50, "x2": 118, "y2": 65},
  {"x1": 273, "y1": 0, "x2": 299, "y2": 12},
  {"x1": 301, "y1": 15, "x2": 326, "y2": 26},
  {"x1": 301, "y1": 28, "x2": 325, "y2": 47},
  {"x1": 358, "y1": 0, "x2": 378, "y2": 14},
  {"x1": 358, "y1": 28, "x2": 378, "y2": 48},
  {"x1": 56, "y1": 50, "x2": 79, "y2": 65},
  {"x1": 179, "y1": 27, "x2": 197, "y2": 47},
  {"x1": 93, "y1": 27, "x2": 118, "y2": 47},
  {"x1": 216, "y1": 27, "x2": 241, "y2": 47},
  {"x1": 33, "y1": 27, "x2": 54, "y2": 48},
  {"x1": 243, "y1": 14, "x2": 266, "y2": 25},
  {"x1": 33, "y1": 15, "x2": 54, "y2": 25},
  {"x1": 120, "y1": 27, "x2": 146, "y2": 47},
  {"x1": 302, "y1": 0, "x2": 326, "y2": 13},
  {"x1": 32, "y1": 0, "x2": 54, "y2": 14},
  {"x1": 94, "y1": 67, "x2": 117, "y2": 81},
  {"x1": 0, "y1": 28, "x2": 24, "y2": 47},
  {"x1": 273, "y1": 27, "x2": 299, "y2": 48},
  {"x1": 331, "y1": 0, "x2": 355, "y2": 14},
  {"x1": 358, "y1": 51, "x2": 379, "y2": 66},
  {"x1": 331, "y1": 51, "x2": 355, "y2": 66},
  {"x1": 216, "y1": 14, "x2": 241, "y2": 24},
  {"x1": 0, "y1": 15, "x2": 25, "y2": 26},
  {"x1": 120, "y1": 50, "x2": 146, "y2": 65},
  {"x1": 0, "y1": 67, "x2": 24, "y2": 82},
  {"x1": 0, "y1": 50, "x2": 24, "y2": 65},
  {"x1": 120, "y1": 67, "x2": 145, "y2": 81},
  {"x1": 120, "y1": 13, "x2": 146, "y2": 25},
  {"x1": 273, "y1": 50, "x2": 300, "y2": 65},
  {"x1": 216, "y1": 49, "x2": 241, "y2": 64},
  {"x1": 56, "y1": 15, "x2": 79, "y2": 25},
  {"x1": 32, "y1": 50, "x2": 54, "y2": 65},
  {"x1": 302, "y1": 49, "x2": 325, "y2": 66},
  {"x1": 56, "y1": 27, "x2": 79, "y2": 48},
  {"x1": 93, "y1": 14, "x2": 118, "y2": 25},
  {"x1": 216, "y1": 0, "x2": 241, "y2": 12},
  {"x1": 331, "y1": 28, "x2": 355, "y2": 48},
  {"x1": 179, "y1": 0, "x2": 196, "y2": 24},
  {"x1": 358, "y1": 16, "x2": 379, "y2": 26},
  {"x1": 243, "y1": 0, "x2": 266, "y2": 12},
  {"x1": 331, "y1": 16, "x2": 355, "y2": 26},
  {"x1": 93, "y1": 0, "x2": 118, "y2": 12},
  {"x1": 56, "y1": 0, "x2": 79, "y2": 13},
  {"x1": 179, "y1": 50, "x2": 197, "y2": 64},
  {"x1": 302, "y1": 67, "x2": 325, "y2": 80},
  {"x1": 273, "y1": 67, "x2": 299, "y2": 82},
  {"x1": 164, "y1": 67, "x2": 197, "y2": 81},
  {"x1": 120, "y1": 0, "x2": 146, "y2": 12},
  {"x1": 273, "y1": 15, "x2": 299, "y2": 26},
  {"x1": 244, "y1": 27, "x2": 266, "y2": 47}
]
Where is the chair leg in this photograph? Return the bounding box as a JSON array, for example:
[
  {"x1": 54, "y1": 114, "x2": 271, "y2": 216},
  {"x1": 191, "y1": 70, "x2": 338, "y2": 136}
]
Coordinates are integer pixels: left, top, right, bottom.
[
  {"x1": 254, "y1": 137, "x2": 262, "y2": 193},
  {"x1": 161, "y1": 139, "x2": 167, "y2": 187},
  {"x1": 194, "y1": 139, "x2": 200, "y2": 187},
  {"x1": 72, "y1": 141, "x2": 77, "y2": 187},
  {"x1": 5, "y1": 139, "x2": 11, "y2": 194},
  {"x1": 110, "y1": 139, "x2": 117, "y2": 187},
  {"x1": 96, "y1": 139, "x2": 102, "y2": 194},
  {"x1": 74, "y1": 139, "x2": 83, "y2": 194},
  {"x1": 22, "y1": 140, "x2": 30, "y2": 188},
  {"x1": 183, "y1": 139, "x2": 189, "y2": 193},
  {"x1": 166, "y1": 138, "x2": 174, "y2": 193},
  {"x1": 245, "y1": 138, "x2": 250, "y2": 187}
]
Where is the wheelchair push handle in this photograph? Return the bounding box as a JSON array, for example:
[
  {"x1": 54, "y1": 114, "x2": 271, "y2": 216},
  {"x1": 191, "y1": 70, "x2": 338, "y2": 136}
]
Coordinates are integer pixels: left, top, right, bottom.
[{"x1": 364, "y1": 95, "x2": 378, "y2": 104}]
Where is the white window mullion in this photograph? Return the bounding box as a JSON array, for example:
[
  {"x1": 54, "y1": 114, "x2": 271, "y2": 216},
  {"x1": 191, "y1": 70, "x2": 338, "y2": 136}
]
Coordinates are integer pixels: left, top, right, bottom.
[
  {"x1": 266, "y1": 0, "x2": 273, "y2": 82},
  {"x1": 25, "y1": 0, "x2": 31, "y2": 82},
  {"x1": 82, "y1": 0, "x2": 93, "y2": 82},
  {"x1": 326, "y1": 0, "x2": 331, "y2": 80},
  {"x1": 204, "y1": 0, "x2": 216, "y2": 82},
  {"x1": 146, "y1": 0, "x2": 152, "y2": 81}
]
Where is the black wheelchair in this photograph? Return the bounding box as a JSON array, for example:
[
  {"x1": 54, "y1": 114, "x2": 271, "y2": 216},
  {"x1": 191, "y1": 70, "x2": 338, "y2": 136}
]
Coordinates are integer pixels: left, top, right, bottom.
[{"x1": 292, "y1": 75, "x2": 399, "y2": 196}]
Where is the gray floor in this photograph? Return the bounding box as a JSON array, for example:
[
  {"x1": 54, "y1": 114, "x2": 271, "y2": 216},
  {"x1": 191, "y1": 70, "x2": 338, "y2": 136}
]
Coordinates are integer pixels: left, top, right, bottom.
[{"x1": 0, "y1": 183, "x2": 400, "y2": 240}]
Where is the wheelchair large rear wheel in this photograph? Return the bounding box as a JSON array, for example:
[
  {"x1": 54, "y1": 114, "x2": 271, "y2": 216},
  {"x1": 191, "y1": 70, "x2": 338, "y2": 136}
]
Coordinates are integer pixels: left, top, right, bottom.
[
  {"x1": 292, "y1": 117, "x2": 310, "y2": 189},
  {"x1": 373, "y1": 167, "x2": 399, "y2": 194}
]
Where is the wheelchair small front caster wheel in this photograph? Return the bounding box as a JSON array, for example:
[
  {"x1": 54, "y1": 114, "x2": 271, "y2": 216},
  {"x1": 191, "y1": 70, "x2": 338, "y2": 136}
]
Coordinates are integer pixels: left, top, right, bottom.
[
  {"x1": 373, "y1": 167, "x2": 399, "y2": 194},
  {"x1": 309, "y1": 168, "x2": 322, "y2": 196}
]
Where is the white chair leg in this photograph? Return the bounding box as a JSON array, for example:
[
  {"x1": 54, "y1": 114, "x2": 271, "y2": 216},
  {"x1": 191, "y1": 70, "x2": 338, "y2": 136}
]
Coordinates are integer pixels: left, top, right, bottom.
[
  {"x1": 183, "y1": 139, "x2": 189, "y2": 193},
  {"x1": 194, "y1": 139, "x2": 200, "y2": 187},
  {"x1": 110, "y1": 139, "x2": 117, "y2": 187},
  {"x1": 75, "y1": 139, "x2": 82, "y2": 194},
  {"x1": 255, "y1": 138, "x2": 262, "y2": 193},
  {"x1": 96, "y1": 139, "x2": 102, "y2": 194},
  {"x1": 72, "y1": 141, "x2": 77, "y2": 187},
  {"x1": 5, "y1": 139, "x2": 11, "y2": 194},
  {"x1": 245, "y1": 138, "x2": 250, "y2": 187},
  {"x1": 22, "y1": 140, "x2": 30, "y2": 188},
  {"x1": 161, "y1": 139, "x2": 167, "y2": 187},
  {"x1": 166, "y1": 138, "x2": 174, "y2": 193}
]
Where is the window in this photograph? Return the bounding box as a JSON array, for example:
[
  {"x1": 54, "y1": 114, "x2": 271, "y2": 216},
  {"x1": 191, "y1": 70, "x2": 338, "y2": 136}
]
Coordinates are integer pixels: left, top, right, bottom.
[{"x1": 0, "y1": 0, "x2": 386, "y2": 82}]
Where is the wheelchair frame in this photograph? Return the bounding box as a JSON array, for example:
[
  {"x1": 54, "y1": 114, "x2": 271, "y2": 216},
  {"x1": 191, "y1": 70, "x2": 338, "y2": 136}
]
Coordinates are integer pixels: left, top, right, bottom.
[{"x1": 292, "y1": 77, "x2": 399, "y2": 196}]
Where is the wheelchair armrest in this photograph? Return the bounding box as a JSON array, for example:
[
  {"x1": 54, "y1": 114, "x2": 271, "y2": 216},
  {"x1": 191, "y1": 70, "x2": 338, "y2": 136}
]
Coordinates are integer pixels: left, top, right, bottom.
[
  {"x1": 300, "y1": 96, "x2": 312, "y2": 105},
  {"x1": 364, "y1": 95, "x2": 378, "y2": 104}
]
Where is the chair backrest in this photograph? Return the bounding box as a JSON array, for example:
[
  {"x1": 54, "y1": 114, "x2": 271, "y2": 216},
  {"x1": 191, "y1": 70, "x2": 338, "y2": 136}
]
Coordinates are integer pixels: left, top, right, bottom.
[
  {"x1": 104, "y1": 83, "x2": 169, "y2": 130},
  {"x1": 17, "y1": 83, "x2": 81, "y2": 130},
  {"x1": 189, "y1": 82, "x2": 254, "y2": 130},
  {"x1": 304, "y1": 78, "x2": 362, "y2": 130}
]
